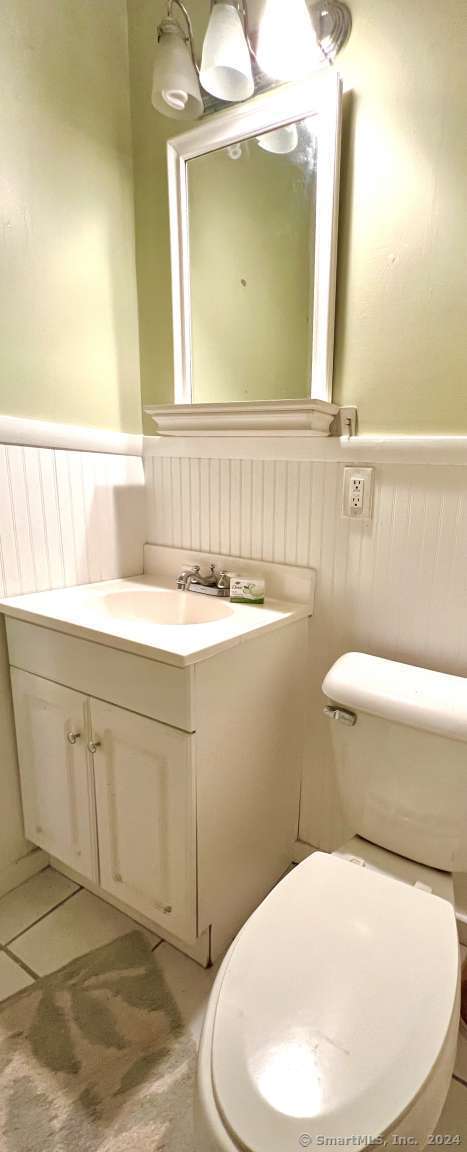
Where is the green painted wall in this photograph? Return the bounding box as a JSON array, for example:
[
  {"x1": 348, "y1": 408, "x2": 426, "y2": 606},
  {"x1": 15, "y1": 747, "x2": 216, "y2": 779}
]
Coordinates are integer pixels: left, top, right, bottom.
[
  {"x1": 128, "y1": 0, "x2": 467, "y2": 435},
  {"x1": 333, "y1": 0, "x2": 467, "y2": 433},
  {"x1": 127, "y1": 0, "x2": 187, "y2": 433},
  {"x1": 0, "y1": 0, "x2": 141, "y2": 434}
]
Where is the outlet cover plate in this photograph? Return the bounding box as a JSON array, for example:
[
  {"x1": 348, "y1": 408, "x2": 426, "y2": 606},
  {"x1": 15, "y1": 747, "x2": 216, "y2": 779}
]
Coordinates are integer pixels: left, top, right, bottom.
[{"x1": 342, "y1": 467, "x2": 374, "y2": 520}]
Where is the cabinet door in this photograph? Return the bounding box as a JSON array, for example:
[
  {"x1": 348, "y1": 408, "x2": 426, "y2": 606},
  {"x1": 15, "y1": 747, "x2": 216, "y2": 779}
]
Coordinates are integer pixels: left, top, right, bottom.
[
  {"x1": 10, "y1": 670, "x2": 97, "y2": 880},
  {"x1": 91, "y1": 700, "x2": 196, "y2": 941}
]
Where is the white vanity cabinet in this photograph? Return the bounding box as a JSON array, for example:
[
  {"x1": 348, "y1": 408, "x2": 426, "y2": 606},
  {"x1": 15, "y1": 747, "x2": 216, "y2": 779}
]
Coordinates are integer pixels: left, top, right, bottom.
[
  {"x1": 5, "y1": 609, "x2": 309, "y2": 966},
  {"x1": 91, "y1": 700, "x2": 196, "y2": 942},
  {"x1": 11, "y1": 671, "x2": 97, "y2": 881},
  {"x1": 11, "y1": 668, "x2": 196, "y2": 944}
]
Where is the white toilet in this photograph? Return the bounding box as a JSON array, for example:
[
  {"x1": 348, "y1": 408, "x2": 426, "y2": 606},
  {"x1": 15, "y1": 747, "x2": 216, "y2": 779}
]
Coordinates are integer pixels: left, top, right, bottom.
[{"x1": 195, "y1": 652, "x2": 467, "y2": 1152}]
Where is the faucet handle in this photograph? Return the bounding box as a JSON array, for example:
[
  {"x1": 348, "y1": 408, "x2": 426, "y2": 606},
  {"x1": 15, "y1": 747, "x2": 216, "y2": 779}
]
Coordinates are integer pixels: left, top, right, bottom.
[{"x1": 217, "y1": 571, "x2": 233, "y2": 590}]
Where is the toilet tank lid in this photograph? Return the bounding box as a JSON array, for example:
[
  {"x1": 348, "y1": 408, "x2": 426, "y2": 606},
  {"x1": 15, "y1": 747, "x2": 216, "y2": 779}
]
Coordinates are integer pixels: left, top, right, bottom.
[{"x1": 323, "y1": 652, "x2": 467, "y2": 742}]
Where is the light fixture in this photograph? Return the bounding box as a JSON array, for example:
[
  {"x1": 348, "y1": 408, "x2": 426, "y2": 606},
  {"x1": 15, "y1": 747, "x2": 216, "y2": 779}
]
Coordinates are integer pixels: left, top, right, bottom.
[
  {"x1": 151, "y1": 0, "x2": 352, "y2": 121},
  {"x1": 152, "y1": 0, "x2": 204, "y2": 120},
  {"x1": 200, "y1": 0, "x2": 254, "y2": 103},
  {"x1": 256, "y1": 0, "x2": 352, "y2": 81},
  {"x1": 256, "y1": 124, "x2": 299, "y2": 155},
  {"x1": 312, "y1": 2, "x2": 352, "y2": 63},
  {"x1": 256, "y1": 0, "x2": 322, "y2": 80}
]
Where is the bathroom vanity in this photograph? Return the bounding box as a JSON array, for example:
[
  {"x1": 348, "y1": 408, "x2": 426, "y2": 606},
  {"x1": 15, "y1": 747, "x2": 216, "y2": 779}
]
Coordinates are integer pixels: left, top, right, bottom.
[{"x1": 0, "y1": 551, "x2": 313, "y2": 965}]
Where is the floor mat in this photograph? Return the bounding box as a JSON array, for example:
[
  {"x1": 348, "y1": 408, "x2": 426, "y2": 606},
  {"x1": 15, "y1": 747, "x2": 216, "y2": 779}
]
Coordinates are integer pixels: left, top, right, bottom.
[{"x1": 0, "y1": 930, "x2": 196, "y2": 1151}]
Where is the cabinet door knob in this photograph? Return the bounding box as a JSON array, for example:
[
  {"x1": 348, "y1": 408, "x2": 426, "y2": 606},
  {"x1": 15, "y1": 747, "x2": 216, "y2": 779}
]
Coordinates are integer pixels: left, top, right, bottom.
[
  {"x1": 66, "y1": 731, "x2": 81, "y2": 745},
  {"x1": 88, "y1": 739, "x2": 101, "y2": 754}
]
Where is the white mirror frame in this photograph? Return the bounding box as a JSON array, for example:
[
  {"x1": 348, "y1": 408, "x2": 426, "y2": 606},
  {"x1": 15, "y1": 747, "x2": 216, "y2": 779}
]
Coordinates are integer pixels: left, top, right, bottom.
[{"x1": 166, "y1": 72, "x2": 342, "y2": 414}]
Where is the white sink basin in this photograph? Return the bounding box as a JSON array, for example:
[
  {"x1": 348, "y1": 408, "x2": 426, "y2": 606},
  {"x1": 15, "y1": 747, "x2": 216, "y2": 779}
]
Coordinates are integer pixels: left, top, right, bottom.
[
  {"x1": 0, "y1": 575, "x2": 311, "y2": 666},
  {"x1": 92, "y1": 588, "x2": 234, "y2": 627}
]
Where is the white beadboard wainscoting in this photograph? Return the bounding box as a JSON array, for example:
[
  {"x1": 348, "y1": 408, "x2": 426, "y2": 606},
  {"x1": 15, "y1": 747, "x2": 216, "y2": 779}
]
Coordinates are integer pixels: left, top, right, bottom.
[
  {"x1": 0, "y1": 437, "x2": 145, "y2": 896},
  {"x1": 0, "y1": 445, "x2": 144, "y2": 598},
  {"x1": 145, "y1": 448, "x2": 467, "y2": 932}
]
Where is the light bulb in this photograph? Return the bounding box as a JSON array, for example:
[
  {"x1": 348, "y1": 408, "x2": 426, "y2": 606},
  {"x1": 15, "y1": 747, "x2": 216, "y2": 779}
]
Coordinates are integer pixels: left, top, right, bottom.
[
  {"x1": 256, "y1": 0, "x2": 322, "y2": 81},
  {"x1": 200, "y1": 1, "x2": 254, "y2": 103}
]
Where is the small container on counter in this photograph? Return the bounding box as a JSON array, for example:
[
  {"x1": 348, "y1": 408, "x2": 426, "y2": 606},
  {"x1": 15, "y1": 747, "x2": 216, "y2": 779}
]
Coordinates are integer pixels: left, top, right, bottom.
[{"x1": 230, "y1": 577, "x2": 265, "y2": 605}]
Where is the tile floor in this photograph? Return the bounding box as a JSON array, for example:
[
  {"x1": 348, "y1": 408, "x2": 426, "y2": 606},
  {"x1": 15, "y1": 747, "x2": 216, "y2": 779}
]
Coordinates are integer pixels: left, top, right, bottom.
[
  {"x1": 0, "y1": 867, "x2": 465, "y2": 1143},
  {"x1": 0, "y1": 867, "x2": 161, "y2": 984}
]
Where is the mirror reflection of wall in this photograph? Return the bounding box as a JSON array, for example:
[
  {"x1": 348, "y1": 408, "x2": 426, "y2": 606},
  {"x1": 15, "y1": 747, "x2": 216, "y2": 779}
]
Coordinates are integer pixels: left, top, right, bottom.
[{"x1": 188, "y1": 117, "x2": 318, "y2": 405}]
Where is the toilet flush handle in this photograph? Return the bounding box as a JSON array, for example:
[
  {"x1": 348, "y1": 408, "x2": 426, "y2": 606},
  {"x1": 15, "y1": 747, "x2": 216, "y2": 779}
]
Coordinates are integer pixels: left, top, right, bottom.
[{"x1": 323, "y1": 705, "x2": 357, "y2": 727}]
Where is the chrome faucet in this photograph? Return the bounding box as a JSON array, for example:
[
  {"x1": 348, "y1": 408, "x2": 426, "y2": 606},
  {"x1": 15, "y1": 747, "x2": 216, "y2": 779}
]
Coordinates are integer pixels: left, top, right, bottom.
[
  {"x1": 177, "y1": 564, "x2": 201, "y2": 591},
  {"x1": 177, "y1": 564, "x2": 231, "y2": 597}
]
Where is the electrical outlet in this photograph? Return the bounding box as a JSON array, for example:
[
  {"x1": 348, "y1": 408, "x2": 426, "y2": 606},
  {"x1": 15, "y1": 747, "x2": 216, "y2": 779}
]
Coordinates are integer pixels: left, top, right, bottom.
[
  {"x1": 350, "y1": 476, "x2": 364, "y2": 512},
  {"x1": 343, "y1": 467, "x2": 374, "y2": 520}
]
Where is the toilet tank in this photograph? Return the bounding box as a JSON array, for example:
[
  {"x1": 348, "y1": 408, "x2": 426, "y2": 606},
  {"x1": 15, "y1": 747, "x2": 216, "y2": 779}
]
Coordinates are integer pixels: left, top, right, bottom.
[{"x1": 322, "y1": 653, "x2": 467, "y2": 873}]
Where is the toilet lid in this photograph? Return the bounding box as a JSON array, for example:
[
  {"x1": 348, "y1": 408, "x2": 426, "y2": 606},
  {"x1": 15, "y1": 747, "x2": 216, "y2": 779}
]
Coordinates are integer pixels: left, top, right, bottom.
[{"x1": 211, "y1": 853, "x2": 458, "y2": 1152}]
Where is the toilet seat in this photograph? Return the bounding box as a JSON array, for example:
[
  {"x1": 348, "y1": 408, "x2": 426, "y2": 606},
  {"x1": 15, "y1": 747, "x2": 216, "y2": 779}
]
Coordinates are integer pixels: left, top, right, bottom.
[{"x1": 209, "y1": 853, "x2": 459, "y2": 1152}]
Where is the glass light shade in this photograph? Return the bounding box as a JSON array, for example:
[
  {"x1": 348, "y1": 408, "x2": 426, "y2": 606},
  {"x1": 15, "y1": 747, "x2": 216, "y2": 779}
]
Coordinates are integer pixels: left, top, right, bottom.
[
  {"x1": 256, "y1": 0, "x2": 322, "y2": 81},
  {"x1": 152, "y1": 21, "x2": 204, "y2": 120},
  {"x1": 200, "y1": 2, "x2": 254, "y2": 103},
  {"x1": 256, "y1": 123, "x2": 299, "y2": 155}
]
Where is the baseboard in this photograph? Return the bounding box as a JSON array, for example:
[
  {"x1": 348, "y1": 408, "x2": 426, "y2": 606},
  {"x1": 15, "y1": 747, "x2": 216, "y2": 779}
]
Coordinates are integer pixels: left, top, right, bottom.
[{"x1": 0, "y1": 849, "x2": 49, "y2": 899}]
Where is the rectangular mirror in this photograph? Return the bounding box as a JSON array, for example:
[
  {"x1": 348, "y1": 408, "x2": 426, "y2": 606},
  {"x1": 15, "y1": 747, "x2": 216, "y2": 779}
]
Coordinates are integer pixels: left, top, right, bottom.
[{"x1": 167, "y1": 73, "x2": 342, "y2": 410}]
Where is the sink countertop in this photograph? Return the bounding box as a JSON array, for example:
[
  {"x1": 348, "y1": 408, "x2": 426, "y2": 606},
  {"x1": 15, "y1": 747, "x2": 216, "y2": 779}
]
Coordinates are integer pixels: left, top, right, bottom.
[{"x1": 0, "y1": 575, "x2": 313, "y2": 668}]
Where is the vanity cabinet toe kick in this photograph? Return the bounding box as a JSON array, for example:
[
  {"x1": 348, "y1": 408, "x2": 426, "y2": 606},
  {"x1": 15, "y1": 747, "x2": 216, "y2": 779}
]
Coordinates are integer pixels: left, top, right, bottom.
[{"x1": 5, "y1": 615, "x2": 309, "y2": 967}]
